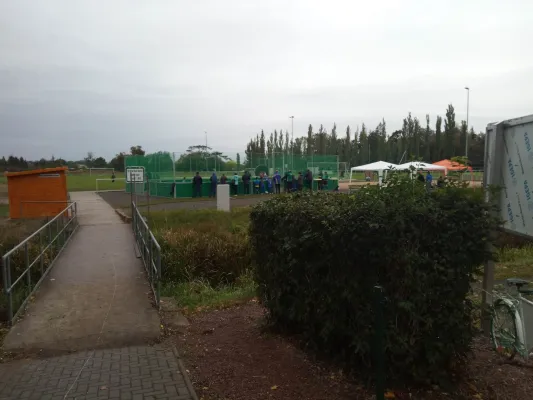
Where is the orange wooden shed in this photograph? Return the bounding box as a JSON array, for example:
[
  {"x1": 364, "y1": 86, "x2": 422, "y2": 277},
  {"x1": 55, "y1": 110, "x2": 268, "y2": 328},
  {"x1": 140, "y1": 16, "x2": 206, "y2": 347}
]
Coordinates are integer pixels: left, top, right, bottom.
[{"x1": 5, "y1": 167, "x2": 69, "y2": 219}]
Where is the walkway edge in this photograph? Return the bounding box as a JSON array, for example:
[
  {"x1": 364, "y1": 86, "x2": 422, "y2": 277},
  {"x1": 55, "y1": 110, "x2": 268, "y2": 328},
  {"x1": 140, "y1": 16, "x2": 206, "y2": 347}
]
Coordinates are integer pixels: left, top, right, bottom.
[{"x1": 173, "y1": 346, "x2": 199, "y2": 400}]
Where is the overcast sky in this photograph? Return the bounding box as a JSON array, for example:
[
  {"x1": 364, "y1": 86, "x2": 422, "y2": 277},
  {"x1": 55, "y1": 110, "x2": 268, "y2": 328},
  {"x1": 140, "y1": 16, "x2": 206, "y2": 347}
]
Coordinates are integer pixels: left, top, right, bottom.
[{"x1": 1, "y1": 0, "x2": 532, "y2": 161}]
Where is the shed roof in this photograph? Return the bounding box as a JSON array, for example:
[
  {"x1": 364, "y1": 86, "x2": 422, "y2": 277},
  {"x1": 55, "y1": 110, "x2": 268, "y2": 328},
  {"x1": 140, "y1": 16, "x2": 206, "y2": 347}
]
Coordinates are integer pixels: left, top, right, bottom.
[{"x1": 4, "y1": 166, "x2": 68, "y2": 178}]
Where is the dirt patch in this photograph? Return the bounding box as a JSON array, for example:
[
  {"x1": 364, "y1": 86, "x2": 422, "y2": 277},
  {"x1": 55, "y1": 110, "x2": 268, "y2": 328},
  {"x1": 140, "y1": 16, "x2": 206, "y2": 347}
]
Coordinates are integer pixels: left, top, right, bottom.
[{"x1": 166, "y1": 302, "x2": 533, "y2": 400}]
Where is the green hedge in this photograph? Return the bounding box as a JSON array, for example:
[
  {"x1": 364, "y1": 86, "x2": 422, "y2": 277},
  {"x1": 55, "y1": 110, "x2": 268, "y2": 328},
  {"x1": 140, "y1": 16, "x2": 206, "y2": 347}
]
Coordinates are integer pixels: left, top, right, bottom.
[{"x1": 249, "y1": 177, "x2": 497, "y2": 384}]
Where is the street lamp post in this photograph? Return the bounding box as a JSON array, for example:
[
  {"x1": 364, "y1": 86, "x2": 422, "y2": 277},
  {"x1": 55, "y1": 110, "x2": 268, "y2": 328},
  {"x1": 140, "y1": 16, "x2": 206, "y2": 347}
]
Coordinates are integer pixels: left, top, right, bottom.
[{"x1": 465, "y1": 87, "x2": 470, "y2": 159}]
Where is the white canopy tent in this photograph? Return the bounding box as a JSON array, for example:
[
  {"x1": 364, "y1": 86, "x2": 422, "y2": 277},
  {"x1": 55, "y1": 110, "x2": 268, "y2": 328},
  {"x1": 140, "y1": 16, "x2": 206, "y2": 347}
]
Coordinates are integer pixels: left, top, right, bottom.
[
  {"x1": 397, "y1": 161, "x2": 447, "y2": 173},
  {"x1": 349, "y1": 161, "x2": 399, "y2": 185}
]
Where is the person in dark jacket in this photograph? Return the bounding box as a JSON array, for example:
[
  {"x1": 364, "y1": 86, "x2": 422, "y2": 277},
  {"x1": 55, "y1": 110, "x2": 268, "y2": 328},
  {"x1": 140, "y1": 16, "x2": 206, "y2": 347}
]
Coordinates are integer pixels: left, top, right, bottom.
[
  {"x1": 273, "y1": 170, "x2": 281, "y2": 194},
  {"x1": 297, "y1": 172, "x2": 304, "y2": 191},
  {"x1": 286, "y1": 170, "x2": 294, "y2": 192},
  {"x1": 209, "y1": 172, "x2": 218, "y2": 198},
  {"x1": 192, "y1": 172, "x2": 203, "y2": 198},
  {"x1": 282, "y1": 172, "x2": 288, "y2": 193},
  {"x1": 242, "y1": 171, "x2": 251, "y2": 195},
  {"x1": 437, "y1": 175, "x2": 445, "y2": 188},
  {"x1": 170, "y1": 182, "x2": 176, "y2": 197},
  {"x1": 305, "y1": 169, "x2": 313, "y2": 191},
  {"x1": 220, "y1": 174, "x2": 227, "y2": 184}
]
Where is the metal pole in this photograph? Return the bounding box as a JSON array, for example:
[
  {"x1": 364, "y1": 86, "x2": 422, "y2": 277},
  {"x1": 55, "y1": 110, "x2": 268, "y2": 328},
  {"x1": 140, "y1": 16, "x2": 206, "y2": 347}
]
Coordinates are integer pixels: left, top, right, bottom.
[
  {"x1": 373, "y1": 285, "x2": 385, "y2": 400},
  {"x1": 290, "y1": 116, "x2": 294, "y2": 171},
  {"x1": 465, "y1": 86, "x2": 470, "y2": 159}
]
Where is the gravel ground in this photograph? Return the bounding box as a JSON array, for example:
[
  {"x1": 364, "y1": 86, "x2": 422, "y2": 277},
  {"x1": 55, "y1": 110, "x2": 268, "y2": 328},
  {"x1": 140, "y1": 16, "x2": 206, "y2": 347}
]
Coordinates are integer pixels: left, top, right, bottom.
[
  {"x1": 97, "y1": 190, "x2": 268, "y2": 211},
  {"x1": 166, "y1": 302, "x2": 533, "y2": 400}
]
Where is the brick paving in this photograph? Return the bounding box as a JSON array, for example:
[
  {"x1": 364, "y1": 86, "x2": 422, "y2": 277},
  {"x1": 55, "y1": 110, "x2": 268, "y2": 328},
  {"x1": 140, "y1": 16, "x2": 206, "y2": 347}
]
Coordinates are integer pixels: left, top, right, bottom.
[{"x1": 0, "y1": 345, "x2": 197, "y2": 400}]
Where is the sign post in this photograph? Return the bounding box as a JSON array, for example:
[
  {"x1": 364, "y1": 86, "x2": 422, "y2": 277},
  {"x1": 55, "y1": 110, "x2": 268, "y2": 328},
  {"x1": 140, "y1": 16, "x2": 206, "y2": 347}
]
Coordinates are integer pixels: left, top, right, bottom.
[{"x1": 126, "y1": 167, "x2": 145, "y2": 213}]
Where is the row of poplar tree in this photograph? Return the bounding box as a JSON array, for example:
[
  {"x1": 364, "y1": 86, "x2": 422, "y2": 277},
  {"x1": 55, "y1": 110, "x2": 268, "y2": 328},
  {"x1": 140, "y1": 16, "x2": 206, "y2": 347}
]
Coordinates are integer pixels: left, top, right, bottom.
[{"x1": 244, "y1": 104, "x2": 486, "y2": 168}]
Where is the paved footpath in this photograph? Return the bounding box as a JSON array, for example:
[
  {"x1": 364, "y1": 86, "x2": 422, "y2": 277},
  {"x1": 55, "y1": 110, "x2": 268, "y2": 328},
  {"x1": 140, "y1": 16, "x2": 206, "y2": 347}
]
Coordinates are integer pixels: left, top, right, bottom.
[
  {"x1": 0, "y1": 191, "x2": 197, "y2": 399},
  {"x1": 0, "y1": 345, "x2": 196, "y2": 400}
]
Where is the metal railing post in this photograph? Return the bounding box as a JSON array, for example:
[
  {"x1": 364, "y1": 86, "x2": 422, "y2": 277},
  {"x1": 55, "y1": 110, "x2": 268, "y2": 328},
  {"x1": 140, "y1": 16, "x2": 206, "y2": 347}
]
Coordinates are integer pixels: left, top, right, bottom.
[
  {"x1": 149, "y1": 236, "x2": 153, "y2": 282},
  {"x1": 25, "y1": 242, "x2": 31, "y2": 295},
  {"x1": 156, "y1": 247, "x2": 161, "y2": 306},
  {"x1": 2, "y1": 256, "x2": 12, "y2": 323},
  {"x1": 39, "y1": 230, "x2": 44, "y2": 276}
]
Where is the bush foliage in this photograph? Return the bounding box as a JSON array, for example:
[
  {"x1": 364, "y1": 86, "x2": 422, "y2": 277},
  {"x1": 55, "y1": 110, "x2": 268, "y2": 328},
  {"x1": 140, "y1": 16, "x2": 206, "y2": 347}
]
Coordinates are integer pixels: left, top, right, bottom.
[{"x1": 249, "y1": 176, "x2": 498, "y2": 384}]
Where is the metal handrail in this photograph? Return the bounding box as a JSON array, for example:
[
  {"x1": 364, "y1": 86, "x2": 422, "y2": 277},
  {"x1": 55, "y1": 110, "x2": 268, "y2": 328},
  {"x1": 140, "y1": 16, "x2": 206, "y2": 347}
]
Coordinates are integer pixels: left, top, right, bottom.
[
  {"x1": 131, "y1": 201, "x2": 161, "y2": 307},
  {"x1": 1, "y1": 202, "x2": 79, "y2": 323}
]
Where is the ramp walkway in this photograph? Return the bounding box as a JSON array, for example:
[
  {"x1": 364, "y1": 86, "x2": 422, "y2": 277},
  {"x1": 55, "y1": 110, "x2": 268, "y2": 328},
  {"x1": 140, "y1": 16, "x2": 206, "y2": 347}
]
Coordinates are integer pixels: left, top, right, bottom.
[{"x1": 3, "y1": 191, "x2": 161, "y2": 353}]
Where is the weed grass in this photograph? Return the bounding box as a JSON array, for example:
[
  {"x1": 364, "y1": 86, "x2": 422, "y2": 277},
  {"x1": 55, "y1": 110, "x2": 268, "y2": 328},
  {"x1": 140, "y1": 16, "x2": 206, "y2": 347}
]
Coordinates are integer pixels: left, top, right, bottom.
[
  {"x1": 161, "y1": 270, "x2": 257, "y2": 313},
  {"x1": 151, "y1": 207, "x2": 253, "y2": 311}
]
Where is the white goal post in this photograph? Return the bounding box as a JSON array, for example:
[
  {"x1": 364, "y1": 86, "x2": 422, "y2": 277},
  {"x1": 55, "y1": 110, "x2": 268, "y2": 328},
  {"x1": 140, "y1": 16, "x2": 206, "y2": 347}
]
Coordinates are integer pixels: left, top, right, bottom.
[{"x1": 96, "y1": 178, "x2": 125, "y2": 191}]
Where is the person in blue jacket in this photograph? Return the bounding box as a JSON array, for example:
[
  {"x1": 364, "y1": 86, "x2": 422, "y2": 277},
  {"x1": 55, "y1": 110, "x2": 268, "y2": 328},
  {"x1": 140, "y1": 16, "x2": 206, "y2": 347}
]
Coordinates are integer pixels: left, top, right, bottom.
[
  {"x1": 253, "y1": 176, "x2": 261, "y2": 194},
  {"x1": 267, "y1": 175, "x2": 273, "y2": 194},
  {"x1": 259, "y1": 175, "x2": 265, "y2": 194}
]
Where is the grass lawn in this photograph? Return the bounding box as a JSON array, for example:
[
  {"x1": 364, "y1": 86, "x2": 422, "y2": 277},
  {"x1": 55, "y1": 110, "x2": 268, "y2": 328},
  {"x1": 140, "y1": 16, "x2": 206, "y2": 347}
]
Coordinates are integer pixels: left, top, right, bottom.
[
  {"x1": 147, "y1": 207, "x2": 250, "y2": 232},
  {"x1": 494, "y1": 245, "x2": 533, "y2": 281},
  {"x1": 66, "y1": 172, "x2": 125, "y2": 191},
  {"x1": 0, "y1": 204, "x2": 8, "y2": 218}
]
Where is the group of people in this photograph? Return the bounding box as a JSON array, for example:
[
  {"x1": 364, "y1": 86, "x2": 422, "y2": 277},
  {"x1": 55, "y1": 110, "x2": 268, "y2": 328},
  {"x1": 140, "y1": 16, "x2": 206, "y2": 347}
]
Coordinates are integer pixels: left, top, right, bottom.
[
  {"x1": 416, "y1": 171, "x2": 445, "y2": 191},
  {"x1": 187, "y1": 169, "x2": 330, "y2": 198}
]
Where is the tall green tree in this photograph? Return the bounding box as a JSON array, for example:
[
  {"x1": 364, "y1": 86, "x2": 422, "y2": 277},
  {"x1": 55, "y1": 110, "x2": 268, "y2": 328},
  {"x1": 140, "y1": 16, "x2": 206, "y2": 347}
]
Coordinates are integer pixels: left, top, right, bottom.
[
  {"x1": 259, "y1": 130, "x2": 266, "y2": 157},
  {"x1": 130, "y1": 146, "x2": 145, "y2": 156},
  {"x1": 317, "y1": 124, "x2": 327, "y2": 155},
  {"x1": 307, "y1": 124, "x2": 313, "y2": 155},
  {"x1": 413, "y1": 117, "x2": 421, "y2": 158},
  {"x1": 435, "y1": 115, "x2": 443, "y2": 160},
  {"x1": 352, "y1": 126, "x2": 359, "y2": 166},
  {"x1": 424, "y1": 114, "x2": 431, "y2": 161},
  {"x1": 343, "y1": 125, "x2": 351, "y2": 165},
  {"x1": 330, "y1": 123, "x2": 338, "y2": 155},
  {"x1": 459, "y1": 120, "x2": 468, "y2": 156},
  {"x1": 358, "y1": 124, "x2": 369, "y2": 164},
  {"x1": 444, "y1": 104, "x2": 457, "y2": 158}
]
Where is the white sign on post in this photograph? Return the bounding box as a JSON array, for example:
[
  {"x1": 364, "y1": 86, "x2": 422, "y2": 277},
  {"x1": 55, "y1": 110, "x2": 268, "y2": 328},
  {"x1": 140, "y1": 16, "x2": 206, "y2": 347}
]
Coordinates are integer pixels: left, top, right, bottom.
[{"x1": 126, "y1": 167, "x2": 145, "y2": 183}]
